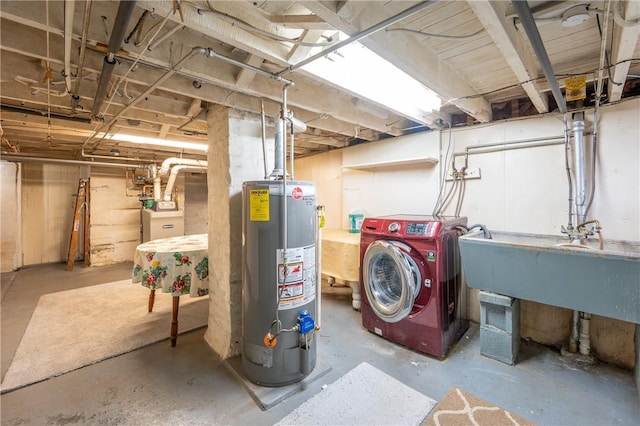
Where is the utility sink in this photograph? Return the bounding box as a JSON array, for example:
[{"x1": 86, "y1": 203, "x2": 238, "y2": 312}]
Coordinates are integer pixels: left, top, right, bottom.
[{"x1": 459, "y1": 230, "x2": 640, "y2": 324}]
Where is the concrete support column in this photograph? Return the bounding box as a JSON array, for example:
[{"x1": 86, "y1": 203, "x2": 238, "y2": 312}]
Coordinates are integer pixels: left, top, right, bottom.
[{"x1": 203, "y1": 105, "x2": 270, "y2": 359}]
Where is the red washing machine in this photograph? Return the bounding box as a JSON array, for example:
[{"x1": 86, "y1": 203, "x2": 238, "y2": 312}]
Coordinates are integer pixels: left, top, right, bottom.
[{"x1": 359, "y1": 215, "x2": 468, "y2": 358}]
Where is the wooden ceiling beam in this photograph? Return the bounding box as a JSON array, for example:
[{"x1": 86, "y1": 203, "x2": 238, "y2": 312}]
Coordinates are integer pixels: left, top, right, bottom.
[
  {"x1": 302, "y1": 0, "x2": 492, "y2": 123},
  {"x1": 608, "y1": 0, "x2": 640, "y2": 102},
  {"x1": 468, "y1": 0, "x2": 548, "y2": 114}
]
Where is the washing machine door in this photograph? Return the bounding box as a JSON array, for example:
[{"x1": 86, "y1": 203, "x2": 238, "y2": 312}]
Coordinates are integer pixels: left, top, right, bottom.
[{"x1": 362, "y1": 240, "x2": 421, "y2": 323}]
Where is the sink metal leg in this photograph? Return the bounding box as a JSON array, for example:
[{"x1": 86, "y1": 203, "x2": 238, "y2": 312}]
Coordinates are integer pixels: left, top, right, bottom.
[{"x1": 635, "y1": 324, "x2": 640, "y2": 398}]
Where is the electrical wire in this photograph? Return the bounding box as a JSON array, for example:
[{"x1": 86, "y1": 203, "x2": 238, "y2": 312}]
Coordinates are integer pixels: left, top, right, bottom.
[
  {"x1": 86, "y1": 8, "x2": 174, "y2": 149},
  {"x1": 438, "y1": 176, "x2": 460, "y2": 215},
  {"x1": 585, "y1": 108, "x2": 598, "y2": 216},
  {"x1": 563, "y1": 112, "x2": 574, "y2": 229},
  {"x1": 432, "y1": 121, "x2": 453, "y2": 216},
  {"x1": 455, "y1": 174, "x2": 466, "y2": 217},
  {"x1": 448, "y1": 57, "x2": 640, "y2": 102},
  {"x1": 386, "y1": 27, "x2": 484, "y2": 40},
  {"x1": 595, "y1": 12, "x2": 623, "y2": 88},
  {"x1": 195, "y1": 1, "x2": 335, "y2": 47}
]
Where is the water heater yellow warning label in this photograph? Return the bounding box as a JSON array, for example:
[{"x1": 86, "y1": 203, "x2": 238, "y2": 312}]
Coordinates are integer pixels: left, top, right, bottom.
[{"x1": 250, "y1": 189, "x2": 269, "y2": 221}]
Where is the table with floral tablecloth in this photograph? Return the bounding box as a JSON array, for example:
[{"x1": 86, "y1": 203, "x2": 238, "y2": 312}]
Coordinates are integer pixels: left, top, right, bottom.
[{"x1": 132, "y1": 233, "x2": 209, "y2": 346}]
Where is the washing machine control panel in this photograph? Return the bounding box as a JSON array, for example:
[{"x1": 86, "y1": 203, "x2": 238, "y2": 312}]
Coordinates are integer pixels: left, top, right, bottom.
[
  {"x1": 406, "y1": 221, "x2": 438, "y2": 237},
  {"x1": 406, "y1": 222, "x2": 427, "y2": 235}
]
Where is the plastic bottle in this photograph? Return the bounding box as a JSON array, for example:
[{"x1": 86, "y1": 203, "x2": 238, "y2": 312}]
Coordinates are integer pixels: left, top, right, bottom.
[{"x1": 348, "y1": 208, "x2": 365, "y2": 233}]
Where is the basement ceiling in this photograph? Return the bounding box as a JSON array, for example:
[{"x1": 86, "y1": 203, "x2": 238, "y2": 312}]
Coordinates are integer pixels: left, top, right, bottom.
[{"x1": 1, "y1": 0, "x2": 639, "y2": 163}]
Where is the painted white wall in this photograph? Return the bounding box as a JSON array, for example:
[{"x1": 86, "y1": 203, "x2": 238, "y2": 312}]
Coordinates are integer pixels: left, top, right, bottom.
[
  {"x1": 89, "y1": 167, "x2": 147, "y2": 266},
  {"x1": 2, "y1": 162, "x2": 195, "y2": 269},
  {"x1": 294, "y1": 149, "x2": 343, "y2": 229},
  {"x1": 20, "y1": 163, "x2": 81, "y2": 266},
  {"x1": 1, "y1": 161, "x2": 21, "y2": 272},
  {"x1": 438, "y1": 100, "x2": 639, "y2": 240},
  {"x1": 298, "y1": 132, "x2": 441, "y2": 230},
  {"x1": 299, "y1": 99, "x2": 639, "y2": 240},
  {"x1": 294, "y1": 97, "x2": 640, "y2": 369}
]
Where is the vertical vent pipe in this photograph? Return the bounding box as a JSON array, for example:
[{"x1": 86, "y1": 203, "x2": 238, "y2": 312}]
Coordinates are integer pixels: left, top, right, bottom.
[
  {"x1": 269, "y1": 116, "x2": 285, "y2": 179},
  {"x1": 573, "y1": 112, "x2": 587, "y2": 227}
]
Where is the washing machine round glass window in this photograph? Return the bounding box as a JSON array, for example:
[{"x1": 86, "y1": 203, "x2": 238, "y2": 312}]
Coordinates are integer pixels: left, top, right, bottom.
[{"x1": 362, "y1": 240, "x2": 421, "y2": 323}]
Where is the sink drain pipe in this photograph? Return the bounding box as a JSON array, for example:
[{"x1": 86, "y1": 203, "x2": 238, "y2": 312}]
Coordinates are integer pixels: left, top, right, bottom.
[
  {"x1": 570, "y1": 112, "x2": 592, "y2": 356},
  {"x1": 514, "y1": 0, "x2": 594, "y2": 357}
]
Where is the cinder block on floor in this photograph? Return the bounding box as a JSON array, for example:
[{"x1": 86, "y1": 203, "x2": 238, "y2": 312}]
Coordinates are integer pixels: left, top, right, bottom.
[{"x1": 478, "y1": 291, "x2": 520, "y2": 365}]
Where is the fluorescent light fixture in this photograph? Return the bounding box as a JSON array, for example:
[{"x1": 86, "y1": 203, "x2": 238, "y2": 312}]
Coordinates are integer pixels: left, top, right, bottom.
[
  {"x1": 301, "y1": 35, "x2": 441, "y2": 123},
  {"x1": 106, "y1": 133, "x2": 208, "y2": 152}
]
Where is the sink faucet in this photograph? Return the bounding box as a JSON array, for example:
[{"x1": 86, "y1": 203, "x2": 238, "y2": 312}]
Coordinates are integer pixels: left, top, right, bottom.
[{"x1": 561, "y1": 219, "x2": 602, "y2": 244}]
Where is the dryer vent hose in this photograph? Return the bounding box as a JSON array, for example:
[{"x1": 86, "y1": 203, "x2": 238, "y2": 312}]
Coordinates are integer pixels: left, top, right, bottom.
[
  {"x1": 454, "y1": 224, "x2": 492, "y2": 239},
  {"x1": 469, "y1": 224, "x2": 492, "y2": 239}
]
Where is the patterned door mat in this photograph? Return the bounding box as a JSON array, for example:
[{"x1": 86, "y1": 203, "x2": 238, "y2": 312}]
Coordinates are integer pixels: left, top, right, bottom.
[{"x1": 423, "y1": 387, "x2": 536, "y2": 426}]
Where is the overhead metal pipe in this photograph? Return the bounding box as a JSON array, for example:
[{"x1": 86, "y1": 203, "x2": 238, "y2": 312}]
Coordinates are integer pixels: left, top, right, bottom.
[
  {"x1": 85, "y1": 46, "x2": 205, "y2": 152},
  {"x1": 260, "y1": 99, "x2": 268, "y2": 179},
  {"x1": 71, "y1": 0, "x2": 93, "y2": 112},
  {"x1": 278, "y1": 1, "x2": 437, "y2": 76},
  {"x1": 203, "y1": 48, "x2": 294, "y2": 85},
  {"x1": 91, "y1": 0, "x2": 138, "y2": 118},
  {"x1": 1, "y1": 154, "x2": 145, "y2": 169},
  {"x1": 86, "y1": 46, "x2": 293, "y2": 153},
  {"x1": 512, "y1": 0, "x2": 566, "y2": 114},
  {"x1": 1, "y1": 104, "x2": 92, "y2": 124},
  {"x1": 63, "y1": 0, "x2": 75, "y2": 94}
]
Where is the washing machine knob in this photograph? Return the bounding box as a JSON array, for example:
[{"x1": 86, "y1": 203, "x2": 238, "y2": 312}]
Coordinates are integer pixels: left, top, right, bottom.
[{"x1": 388, "y1": 222, "x2": 400, "y2": 233}]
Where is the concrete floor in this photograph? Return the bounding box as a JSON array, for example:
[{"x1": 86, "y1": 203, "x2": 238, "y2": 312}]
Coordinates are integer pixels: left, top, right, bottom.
[{"x1": 1, "y1": 262, "x2": 639, "y2": 425}]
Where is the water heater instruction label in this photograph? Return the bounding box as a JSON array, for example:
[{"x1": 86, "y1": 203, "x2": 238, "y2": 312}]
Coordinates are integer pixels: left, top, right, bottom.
[
  {"x1": 276, "y1": 245, "x2": 316, "y2": 310},
  {"x1": 249, "y1": 189, "x2": 269, "y2": 221}
]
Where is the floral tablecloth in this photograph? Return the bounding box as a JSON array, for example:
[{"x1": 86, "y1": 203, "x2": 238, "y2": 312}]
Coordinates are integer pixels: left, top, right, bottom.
[{"x1": 132, "y1": 234, "x2": 209, "y2": 297}]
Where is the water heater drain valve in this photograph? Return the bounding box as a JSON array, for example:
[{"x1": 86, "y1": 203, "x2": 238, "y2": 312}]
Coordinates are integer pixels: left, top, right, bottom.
[{"x1": 298, "y1": 310, "x2": 315, "y2": 335}]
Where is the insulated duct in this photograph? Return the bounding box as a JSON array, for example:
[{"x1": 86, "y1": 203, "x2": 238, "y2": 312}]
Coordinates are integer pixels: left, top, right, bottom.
[
  {"x1": 163, "y1": 164, "x2": 207, "y2": 201},
  {"x1": 159, "y1": 157, "x2": 207, "y2": 176},
  {"x1": 91, "y1": 0, "x2": 138, "y2": 118}
]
